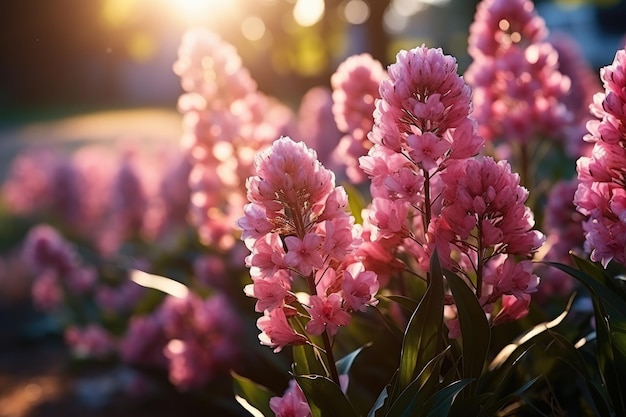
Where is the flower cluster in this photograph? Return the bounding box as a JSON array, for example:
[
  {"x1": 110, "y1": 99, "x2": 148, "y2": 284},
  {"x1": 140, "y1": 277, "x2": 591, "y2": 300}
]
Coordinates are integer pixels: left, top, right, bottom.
[
  {"x1": 465, "y1": 0, "x2": 572, "y2": 145},
  {"x1": 330, "y1": 53, "x2": 387, "y2": 183},
  {"x1": 121, "y1": 292, "x2": 242, "y2": 390},
  {"x1": 2, "y1": 144, "x2": 191, "y2": 254},
  {"x1": 360, "y1": 45, "x2": 483, "y2": 273},
  {"x1": 434, "y1": 156, "x2": 544, "y2": 331},
  {"x1": 238, "y1": 136, "x2": 378, "y2": 354},
  {"x1": 21, "y1": 224, "x2": 97, "y2": 311},
  {"x1": 174, "y1": 28, "x2": 296, "y2": 249},
  {"x1": 535, "y1": 178, "x2": 586, "y2": 299},
  {"x1": 575, "y1": 49, "x2": 626, "y2": 267}
]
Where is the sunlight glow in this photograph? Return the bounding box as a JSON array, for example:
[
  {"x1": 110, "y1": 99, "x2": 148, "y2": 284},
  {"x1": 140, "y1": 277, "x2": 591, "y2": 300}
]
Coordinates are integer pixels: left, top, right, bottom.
[
  {"x1": 130, "y1": 269, "x2": 189, "y2": 299},
  {"x1": 162, "y1": 0, "x2": 239, "y2": 25},
  {"x1": 293, "y1": 0, "x2": 325, "y2": 27},
  {"x1": 235, "y1": 396, "x2": 265, "y2": 417},
  {"x1": 101, "y1": 0, "x2": 140, "y2": 28}
]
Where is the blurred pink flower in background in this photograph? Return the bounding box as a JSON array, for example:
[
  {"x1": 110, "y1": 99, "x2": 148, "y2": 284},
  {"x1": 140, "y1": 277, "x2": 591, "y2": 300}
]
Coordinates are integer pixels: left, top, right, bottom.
[
  {"x1": 466, "y1": 0, "x2": 572, "y2": 145},
  {"x1": 330, "y1": 53, "x2": 387, "y2": 183}
]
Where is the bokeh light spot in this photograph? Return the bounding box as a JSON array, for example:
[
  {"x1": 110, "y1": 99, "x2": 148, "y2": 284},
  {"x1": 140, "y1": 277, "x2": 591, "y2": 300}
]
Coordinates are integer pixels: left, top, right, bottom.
[
  {"x1": 293, "y1": 0, "x2": 325, "y2": 27},
  {"x1": 343, "y1": 0, "x2": 370, "y2": 25},
  {"x1": 241, "y1": 16, "x2": 266, "y2": 41}
]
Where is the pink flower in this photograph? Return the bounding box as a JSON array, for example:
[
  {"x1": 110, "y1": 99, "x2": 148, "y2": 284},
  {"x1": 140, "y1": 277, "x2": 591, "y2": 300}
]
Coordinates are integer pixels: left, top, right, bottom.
[
  {"x1": 65, "y1": 324, "x2": 116, "y2": 359},
  {"x1": 482, "y1": 256, "x2": 539, "y2": 300},
  {"x1": 342, "y1": 263, "x2": 379, "y2": 312},
  {"x1": 269, "y1": 380, "x2": 311, "y2": 417},
  {"x1": 439, "y1": 157, "x2": 544, "y2": 258},
  {"x1": 246, "y1": 233, "x2": 287, "y2": 278},
  {"x1": 284, "y1": 233, "x2": 324, "y2": 276},
  {"x1": 574, "y1": 49, "x2": 626, "y2": 267},
  {"x1": 330, "y1": 53, "x2": 387, "y2": 183},
  {"x1": 369, "y1": 45, "x2": 473, "y2": 153},
  {"x1": 406, "y1": 130, "x2": 451, "y2": 171},
  {"x1": 321, "y1": 217, "x2": 358, "y2": 262},
  {"x1": 368, "y1": 198, "x2": 409, "y2": 241},
  {"x1": 305, "y1": 294, "x2": 351, "y2": 336},
  {"x1": 466, "y1": 0, "x2": 572, "y2": 143},
  {"x1": 119, "y1": 314, "x2": 167, "y2": 367},
  {"x1": 240, "y1": 136, "x2": 375, "y2": 353},
  {"x1": 331, "y1": 53, "x2": 386, "y2": 135},
  {"x1": 245, "y1": 270, "x2": 292, "y2": 313},
  {"x1": 257, "y1": 308, "x2": 308, "y2": 353},
  {"x1": 174, "y1": 27, "x2": 256, "y2": 102},
  {"x1": 31, "y1": 269, "x2": 63, "y2": 311},
  {"x1": 155, "y1": 293, "x2": 242, "y2": 390},
  {"x1": 358, "y1": 45, "x2": 482, "y2": 286},
  {"x1": 297, "y1": 86, "x2": 342, "y2": 168},
  {"x1": 237, "y1": 203, "x2": 274, "y2": 249},
  {"x1": 21, "y1": 224, "x2": 77, "y2": 275},
  {"x1": 493, "y1": 294, "x2": 531, "y2": 325}
]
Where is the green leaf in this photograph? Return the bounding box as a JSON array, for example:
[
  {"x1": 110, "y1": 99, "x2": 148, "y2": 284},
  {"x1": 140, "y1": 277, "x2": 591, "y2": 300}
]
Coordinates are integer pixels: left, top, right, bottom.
[
  {"x1": 381, "y1": 295, "x2": 419, "y2": 313},
  {"x1": 385, "y1": 347, "x2": 451, "y2": 417},
  {"x1": 371, "y1": 304, "x2": 404, "y2": 341},
  {"x1": 295, "y1": 374, "x2": 358, "y2": 417},
  {"x1": 546, "y1": 260, "x2": 626, "y2": 415},
  {"x1": 231, "y1": 371, "x2": 276, "y2": 417},
  {"x1": 368, "y1": 382, "x2": 391, "y2": 417},
  {"x1": 547, "y1": 259, "x2": 626, "y2": 321},
  {"x1": 421, "y1": 379, "x2": 474, "y2": 417},
  {"x1": 343, "y1": 183, "x2": 367, "y2": 224},
  {"x1": 488, "y1": 294, "x2": 573, "y2": 374},
  {"x1": 293, "y1": 344, "x2": 328, "y2": 377},
  {"x1": 444, "y1": 270, "x2": 490, "y2": 395},
  {"x1": 336, "y1": 343, "x2": 371, "y2": 376},
  {"x1": 547, "y1": 332, "x2": 613, "y2": 416},
  {"x1": 397, "y1": 250, "x2": 445, "y2": 392}
]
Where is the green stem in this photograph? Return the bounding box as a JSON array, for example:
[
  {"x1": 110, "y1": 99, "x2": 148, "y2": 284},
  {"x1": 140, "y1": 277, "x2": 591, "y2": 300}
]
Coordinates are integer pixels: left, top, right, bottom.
[
  {"x1": 423, "y1": 170, "x2": 432, "y2": 229},
  {"x1": 476, "y1": 224, "x2": 484, "y2": 299},
  {"x1": 322, "y1": 330, "x2": 340, "y2": 385},
  {"x1": 305, "y1": 272, "x2": 340, "y2": 386}
]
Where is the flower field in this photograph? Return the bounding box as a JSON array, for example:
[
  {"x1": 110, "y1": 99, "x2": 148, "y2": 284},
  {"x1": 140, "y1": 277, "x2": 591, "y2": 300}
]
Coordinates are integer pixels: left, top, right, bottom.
[{"x1": 1, "y1": 0, "x2": 625, "y2": 416}]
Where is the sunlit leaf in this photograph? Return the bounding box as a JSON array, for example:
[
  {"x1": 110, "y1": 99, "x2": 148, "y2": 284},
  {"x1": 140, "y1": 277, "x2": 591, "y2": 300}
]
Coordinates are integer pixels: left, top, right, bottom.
[
  {"x1": 295, "y1": 374, "x2": 358, "y2": 417},
  {"x1": 293, "y1": 344, "x2": 328, "y2": 377},
  {"x1": 231, "y1": 371, "x2": 276, "y2": 417},
  {"x1": 343, "y1": 183, "x2": 367, "y2": 224},
  {"x1": 489, "y1": 293, "x2": 574, "y2": 371},
  {"x1": 130, "y1": 269, "x2": 189, "y2": 298},
  {"x1": 548, "y1": 332, "x2": 613, "y2": 416}
]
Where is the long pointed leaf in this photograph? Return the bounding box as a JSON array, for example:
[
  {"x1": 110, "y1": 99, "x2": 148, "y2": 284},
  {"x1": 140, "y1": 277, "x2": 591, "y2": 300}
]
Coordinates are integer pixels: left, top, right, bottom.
[
  {"x1": 422, "y1": 379, "x2": 474, "y2": 417},
  {"x1": 293, "y1": 344, "x2": 328, "y2": 377},
  {"x1": 231, "y1": 371, "x2": 276, "y2": 417},
  {"x1": 336, "y1": 343, "x2": 371, "y2": 376},
  {"x1": 546, "y1": 260, "x2": 626, "y2": 415},
  {"x1": 295, "y1": 374, "x2": 358, "y2": 417},
  {"x1": 397, "y1": 251, "x2": 445, "y2": 391},
  {"x1": 445, "y1": 270, "x2": 490, "y2": 395},
  {"x1": 385, "y1": 347, "x2": 451, "y2": 417}
]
